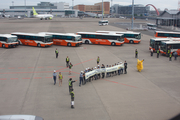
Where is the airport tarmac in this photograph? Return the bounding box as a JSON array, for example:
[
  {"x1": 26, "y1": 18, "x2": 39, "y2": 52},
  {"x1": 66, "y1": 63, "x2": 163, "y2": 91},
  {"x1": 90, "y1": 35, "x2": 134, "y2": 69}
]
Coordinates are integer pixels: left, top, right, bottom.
[{"x1": 0, "y1": 18, "x2": 180, "y2": 120}]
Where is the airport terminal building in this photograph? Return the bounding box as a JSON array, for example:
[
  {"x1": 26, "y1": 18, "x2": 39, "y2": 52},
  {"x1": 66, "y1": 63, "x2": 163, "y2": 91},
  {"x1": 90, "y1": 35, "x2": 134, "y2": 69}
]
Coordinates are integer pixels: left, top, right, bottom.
[{"x1": 0, "y1": 2, "x2": 78, "y2": 18}]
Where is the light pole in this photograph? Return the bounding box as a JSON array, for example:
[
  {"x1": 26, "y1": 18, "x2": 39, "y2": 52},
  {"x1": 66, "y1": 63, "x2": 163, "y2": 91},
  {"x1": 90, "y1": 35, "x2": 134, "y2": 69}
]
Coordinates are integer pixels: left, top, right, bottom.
[
  {"x1": 72, "y1": 0, "x2": 74, "y2": 10},
  {"x1": 131, "y1": 0, "x2": 134, "y2": 30},
  {"x1": 12, "y1": 1, "x2": 14, "y2": 6},
  {"x1": 24, "y1": 0, "x2": 26, "y2": 17},
  {"x1": 102, "y1": 0, "x2": 103, "y2": 20}
]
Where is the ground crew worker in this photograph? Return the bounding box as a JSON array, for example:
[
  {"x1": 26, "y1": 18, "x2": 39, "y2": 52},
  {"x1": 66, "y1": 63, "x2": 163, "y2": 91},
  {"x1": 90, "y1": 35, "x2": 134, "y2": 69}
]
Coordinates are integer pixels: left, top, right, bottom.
[
  {"x1": 124, "y1": 61, "x2": 127, "y2": 74},
  {"x1": 66, "y1": 56, "x2": 70, "y2": 67},
  {"x1": 69, "y1": 62, "x2": 73, "y2": 75},
  {"x1": 53, "y1": 70, "x2": 57, "y2": 85},
  {"x1": 167, "y1": 49, "x2": 170, "y2": 57},
  {"x1": 97, "y1": 56, "x2": 100, "y2": 65},
  {"x1": 169, "y1": 53, "x2": 172, "y2": 61},
  {"x1": 157, "y1": 49, "x2": 159, "y2": 58},
  {"x1": 68, "y1": 78, "x2": 76, "y2": 94},
  {"x1": 135, "y1": 49, "x2": 138, "y2": 58},
  {"x1": 70, "y1": 89, "x2": 75, "y2": 109},
  {"x1": 58, "y1": 72, "x2": 63, "y2": 86},
  {"x1": 55, "y1": 48, "x2": 58, "y2": 58},
  {"x1": 151, "y1": 48, "x2": 153, "y2": 56},
  {"x1": 79, "y1": 71, "x2": 83, "y2": 87}
]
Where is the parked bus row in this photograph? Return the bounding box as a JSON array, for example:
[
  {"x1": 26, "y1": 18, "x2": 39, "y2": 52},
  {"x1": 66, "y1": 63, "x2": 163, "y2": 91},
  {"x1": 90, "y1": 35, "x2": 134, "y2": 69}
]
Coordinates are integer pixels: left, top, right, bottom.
[
  {"x1": 149, "y1": 31, "x2": 180, "y2": 56},
  {"x1": 0, "y1": 31, "x2": 142, "y2": 48}
]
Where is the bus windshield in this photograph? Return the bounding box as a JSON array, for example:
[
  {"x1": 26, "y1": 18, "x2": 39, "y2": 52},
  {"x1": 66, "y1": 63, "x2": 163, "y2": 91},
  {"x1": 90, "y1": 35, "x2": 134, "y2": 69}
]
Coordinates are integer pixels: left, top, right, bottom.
[
  {"x1": 75, "y1": 36, "x2": 82, "y2": 41},
  {"x1": 160, "y1": 42, "x2": 166, "y2": 52},
  {"x1": 45, "y1": 36, "x2": 53, "y2": 43},
  {"x1": 150, "y1": 39, "x2": 155, "y2": 47},
  {"x1": 119, "y1": 36, "x2": 124, "y2": 42},
  {"x1": 8, "y1": 37, "x2": 18, "y2": 43}
]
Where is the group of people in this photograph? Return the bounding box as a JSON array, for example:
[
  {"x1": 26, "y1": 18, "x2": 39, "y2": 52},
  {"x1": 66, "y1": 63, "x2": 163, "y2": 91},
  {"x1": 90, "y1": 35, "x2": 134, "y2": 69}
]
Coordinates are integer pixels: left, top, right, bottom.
[
  {"x1": 79, "y1": 56, "x2": 128, "y2": 87},
  {"x1": 149, "y1": 48, "x2": 178, "y2": 61}
]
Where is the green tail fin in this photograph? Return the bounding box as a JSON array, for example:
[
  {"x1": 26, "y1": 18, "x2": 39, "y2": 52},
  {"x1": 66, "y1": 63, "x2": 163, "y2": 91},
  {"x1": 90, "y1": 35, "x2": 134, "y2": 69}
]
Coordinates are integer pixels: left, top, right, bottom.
[{"x1": 32, "y1": 7, "x2": 38, "y2": 15}]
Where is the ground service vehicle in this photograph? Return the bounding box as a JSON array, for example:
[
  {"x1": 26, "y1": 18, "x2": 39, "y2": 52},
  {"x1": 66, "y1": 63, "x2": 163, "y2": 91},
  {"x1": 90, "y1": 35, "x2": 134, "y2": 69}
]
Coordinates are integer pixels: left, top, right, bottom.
[
  {"x1": 96, "y1": 31, "x2": 141, "y2": 43},
  {"x1": 160, "y1": 40, "x2": 180, "y2": 56},
  {"x1": 0, "y1": 34, "x2": 18, "y2": 48},
  {"x1": 154, "y1": 31, "x2": 180, "y2": 38},
  {"x1": 147, "y1": 23, "x2": 157, "y2": 30},
  {"x1": 11, "y1": 32, "x2": 53, "y2": 47},
  {"x1": 149, "y1": 38, "x2": 171, "y2": 52},
  {"x1": 39, "y1": 32, "x2": 82, "y2": 47},
  {"x1": 99, "y1": 20, "x2": 109, "y2": 26},
  {"x1": 77, "y1": 32, "x2": 124, "y2": 46}
]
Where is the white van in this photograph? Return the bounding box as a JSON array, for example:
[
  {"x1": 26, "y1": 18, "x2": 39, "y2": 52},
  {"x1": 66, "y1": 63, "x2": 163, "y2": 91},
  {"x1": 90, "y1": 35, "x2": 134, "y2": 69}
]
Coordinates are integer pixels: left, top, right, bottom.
[{"x1": 99, "y1": 20, "x2": 109, "y2": 26}]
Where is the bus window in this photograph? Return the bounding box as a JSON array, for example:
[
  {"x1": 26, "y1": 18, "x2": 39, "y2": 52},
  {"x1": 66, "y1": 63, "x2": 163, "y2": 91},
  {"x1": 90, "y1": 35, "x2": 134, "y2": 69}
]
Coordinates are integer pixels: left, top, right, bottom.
[{"x1": 8, "y1": 37, "x2": 18, "y2": 43}]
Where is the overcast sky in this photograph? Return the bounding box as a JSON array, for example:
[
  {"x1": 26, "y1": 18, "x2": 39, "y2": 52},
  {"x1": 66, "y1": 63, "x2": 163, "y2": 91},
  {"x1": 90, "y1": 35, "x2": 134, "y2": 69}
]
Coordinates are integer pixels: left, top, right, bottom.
[{"x1": 0, "y1": 0, "x2": 179, "y2": 11}]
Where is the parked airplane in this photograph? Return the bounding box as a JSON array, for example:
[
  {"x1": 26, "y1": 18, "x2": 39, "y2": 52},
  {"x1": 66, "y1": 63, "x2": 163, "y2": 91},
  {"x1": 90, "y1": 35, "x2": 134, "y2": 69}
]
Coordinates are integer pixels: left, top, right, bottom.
[
  {"x1": 0, "y1": 12, "x2": 11, "y2": 18},
  {"x1": 32, "y1": 7, "x2": 53, "y2": 20}
]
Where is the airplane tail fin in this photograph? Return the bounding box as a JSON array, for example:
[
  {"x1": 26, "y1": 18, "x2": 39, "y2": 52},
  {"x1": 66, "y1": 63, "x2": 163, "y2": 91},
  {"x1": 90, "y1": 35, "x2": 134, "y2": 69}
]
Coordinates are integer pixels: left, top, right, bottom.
[{"x1": 32, "y1": 7, "x2": 38, "y2": 15}]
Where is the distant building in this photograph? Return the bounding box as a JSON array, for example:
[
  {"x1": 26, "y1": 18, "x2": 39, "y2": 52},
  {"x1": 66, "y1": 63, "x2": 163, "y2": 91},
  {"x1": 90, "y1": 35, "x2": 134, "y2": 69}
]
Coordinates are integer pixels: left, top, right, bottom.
[
  {"x1": 156, "y1": 10, "x2": 180, "y2": 27},
  {"x1": 10, "y1": 2, "x2": 69, "y2": 10},
  {"x1": 74, "y1": 2, "x2": 110, "y2": 15},
  {"x1": 112, "y1": 4, "x2": 149, "y2": 16},
  {"x1": 1, "y1": 2, "x2": 78, "y2": 18}
]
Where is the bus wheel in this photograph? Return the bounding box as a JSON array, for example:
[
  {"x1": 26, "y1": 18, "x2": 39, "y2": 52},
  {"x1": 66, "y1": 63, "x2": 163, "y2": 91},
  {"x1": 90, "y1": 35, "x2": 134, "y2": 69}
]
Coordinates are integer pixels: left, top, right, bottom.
[
  {"x1": 85, "y1": 40, "x2": 89, "y2": 44},
  {"x1": 2, "y1": 44, "x2": 5, "y2": 48},
  {"x1": 111, "y1": 42, "x2": 116, "y2": 46},
  {"x1": 130, "y1": 40, "x2": 134, "y2": 44},
  {"x1": 37, "y1": 43, "x2": 41, "y2": 47},
  {"x1": 67, "y1": 43, "x2": 71, "y2": 47}
]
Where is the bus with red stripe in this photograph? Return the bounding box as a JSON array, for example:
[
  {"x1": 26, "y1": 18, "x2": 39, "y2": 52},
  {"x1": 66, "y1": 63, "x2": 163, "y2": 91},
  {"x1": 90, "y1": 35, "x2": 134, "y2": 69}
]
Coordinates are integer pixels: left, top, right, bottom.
[
  {"x1": 0, "y1": 34, "x2": 18, "y2": 48},
  {"x1": 11, "y1": 32, "x2": 53, "y2": 47},
  {"x1": 39, "y1": 32, "x2": 82, "y2": 47},
  {"x1": 154, "y1": 31, "x2": 180, "y2": 38},
  {"x1": 160, "y1": 40, "x2": 180, "y2": 56},
  {"x1": 77, "y1": 32, "x2": 124, "y2": 46},
  {"x1": 96, "y1": 31, "x2": 141, "y2": 44},
  {"x1": 149, "y1": 38, "x2": 171, "y2": 52}
]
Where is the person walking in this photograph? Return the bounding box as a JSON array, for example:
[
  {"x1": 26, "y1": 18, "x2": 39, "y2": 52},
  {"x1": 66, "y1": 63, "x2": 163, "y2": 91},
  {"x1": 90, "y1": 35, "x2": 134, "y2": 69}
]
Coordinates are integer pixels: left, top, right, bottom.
[
  {"x1": 97, "y1": 56, "x2": 100, "y2": 65},
  {"x1": 68, "y1": 78, "x2": 76, "y2": 94},
  {"x1": 151, "y1": 48, "x2": 153, "y2": 56},
  {"x1": 79, "y1": 71, "x2": 84, "y2": 87},
  {"x1": 66, "y1": 56, "x2": 70, "y2": 67},
  {"x1": 157, "y1": 49, "x2": 159, "y2": 58},
  {"x1": 69, "y1": 62, "x2": 73, "y2": 75},
  {"x1": 174, "y1": 51, "x2": 178, "y2": 60},
  {"x1": 135, "y1": 49, "x2": 138, "y2": 58},
  {"x1": 70, "y1": 89, "x2": 75, "y2": 109},
  {"x1": 58, "y1": 72, "x2": 63, "y2": 86},
  {"x1": 124, "y1": 61, "x2": 127, "y2": 74},
  {"x1": 169, "y1": 53, "x2": 172, "y2": 61},
  {"x1": 53, "y1": 70, "x2": 57, "y2": 85},
  {"x1": 55, "y1": 48, "x2": 59, "y2": 58}
]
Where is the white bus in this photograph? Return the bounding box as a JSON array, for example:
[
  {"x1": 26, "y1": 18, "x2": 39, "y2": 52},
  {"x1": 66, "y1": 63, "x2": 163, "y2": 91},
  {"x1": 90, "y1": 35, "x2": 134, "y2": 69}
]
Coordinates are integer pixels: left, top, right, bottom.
[
  {"x1": 77, "y1": 32, "x2": 124, "y2": 46},
  {"x1": 147, "y1": 23, "x2": 157, "y2": 30},
  {"x1": 149, "y1": 38, "x2": 171, "y2": 52},
  {"x1": 0, "y1": 34, "x2": 18, "y2": 48},
  {"x1": 96, "y1": 31, "x2": 141, "y2": 43},
  {"x1": 99, "y1": 20, "x2": 109, "y2": 26},
  {"x1": 154, "y1": 31, "x2": 180, "y2": 38},
  {"x1": 160, "y1": 40, "x2": 180, "y2": 56},
  {"x1": 39, "y1": 32, "x2": 82, "y2": 47},
  {"x1": 11, "y1": 32, "x2": 53, "y2": 47}
]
